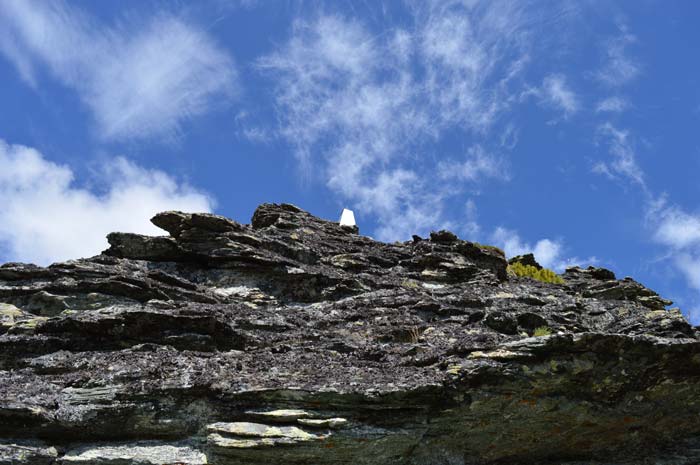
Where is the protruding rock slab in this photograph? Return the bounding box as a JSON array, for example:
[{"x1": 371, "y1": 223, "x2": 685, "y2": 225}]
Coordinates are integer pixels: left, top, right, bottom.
[
  {"x1": 60, "y1": 442, "x2": 207, "y2": 465},
  {"x1": 206, "y1": 421, "x2": 322, "y2": 441}
]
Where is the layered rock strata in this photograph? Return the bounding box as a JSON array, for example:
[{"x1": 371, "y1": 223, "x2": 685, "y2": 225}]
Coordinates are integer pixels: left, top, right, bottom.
[{"x1": 1, "y1": 203, "x2": 699, "y2": 464}]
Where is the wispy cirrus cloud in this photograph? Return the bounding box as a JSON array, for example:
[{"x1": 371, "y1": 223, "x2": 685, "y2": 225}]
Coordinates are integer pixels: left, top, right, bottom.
[
  {"x1": 595, "y1": 29, "x2": 640, "y2": 88},
  {"x1": 596, "y1": 96, "x2": 628, "y2": 113},
  {"x1": 438, "y1": 146, "x2": 510, "y2": 182},
  {"x1": 589, "y1": 25, "x2": 645, "y2": 189},
  {"x1": 0, "y1": 0, "x2": 237, "y2": 142},
  {"x1": 593, "y1": 123, "x2": 646, "y2": 188},
  {"x1": 258, "y1": 2, "x2": 577, "y2": 240},
  {"x1": 0, "y1": 139, "x2": 213, "y2": 264},
  {"x1": 520, "y1": 73, "x2": 580, "y2": 119},
  {"x1": 540, "y1": 74, "x2": 579, "y2": 116}
]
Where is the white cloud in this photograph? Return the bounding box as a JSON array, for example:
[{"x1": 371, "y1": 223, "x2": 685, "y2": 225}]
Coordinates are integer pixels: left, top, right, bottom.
[
  {"x1": 258, "y1": 3, "x2": 575, "y2": 240},
  {"x1": 438, "y1": 146, "x2": 510, "y2": 182},
  {"x1": 540, "y1": 74, "x2": 579, "y2": 116},
  {"x1": 596, "y1": 96, "x2": 628, "y2": 113},
  {"x1": 594, "y1": 123, "x2": 646, "y2": 188},
  {"x1": 490, "y1": 227, "x2": 595, "y2": 272},
  {"x1": 653, "y1": 206, "x2": 700, "y2": 250},
  {"x1": 0, "y1": 139, "x2": 213, "y2": 265},
  {"x1": 596, "y1": 30, "x2": 640, "y2": 87},
  {"x1": 0, "y1": 0, "x2": 236, "y2": 141},
  {"x1": 491, "y1": 227, "x2": 560, "y2": 269},
  {"x1": 521, "y1": 73, "x2": 579, "y2": 118}
]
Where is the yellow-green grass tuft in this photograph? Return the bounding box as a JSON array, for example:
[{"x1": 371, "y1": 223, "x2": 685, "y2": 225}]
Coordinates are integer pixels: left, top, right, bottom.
[
  {"x1": 533, "y1": 326, "x2": 552, "y2": 337},
  {"x1": 507, "y1": 262, "x2": 565, "y2": 284}
]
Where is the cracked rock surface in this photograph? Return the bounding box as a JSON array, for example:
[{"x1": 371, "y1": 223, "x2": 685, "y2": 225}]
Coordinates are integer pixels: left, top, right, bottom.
[{"x1": 1, "y1": 203, "x2": 700, "y2": 464}]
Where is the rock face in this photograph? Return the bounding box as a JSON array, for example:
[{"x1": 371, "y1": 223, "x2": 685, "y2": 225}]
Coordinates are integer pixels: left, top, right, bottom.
[{"x1": 1, "y1": 203, "x2": 700, "y2": 465}]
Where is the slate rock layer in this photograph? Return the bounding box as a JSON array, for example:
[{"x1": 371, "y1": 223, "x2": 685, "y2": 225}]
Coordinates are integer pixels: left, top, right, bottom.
[{"x1": 1, "y1": 203, "x2": 699, "y2": 464}]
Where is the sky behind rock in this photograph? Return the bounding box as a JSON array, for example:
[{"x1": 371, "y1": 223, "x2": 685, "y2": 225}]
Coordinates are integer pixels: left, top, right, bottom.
[{"x1": 1, "y1": 0, "x2": 700, "y2": 323}]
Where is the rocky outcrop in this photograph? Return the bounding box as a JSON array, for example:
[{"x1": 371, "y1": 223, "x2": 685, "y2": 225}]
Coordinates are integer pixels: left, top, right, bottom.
[
  {"x1": 507, "y1": 253, "x2": 542, "y2": 270},
  {"x1": 1, "y1": 203, "x2": 699, "y2": 464}
]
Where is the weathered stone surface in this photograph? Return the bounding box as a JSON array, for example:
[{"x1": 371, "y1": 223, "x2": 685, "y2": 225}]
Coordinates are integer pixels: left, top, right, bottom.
[{"x1": 1, "y1": 203, "x2": 700, "y2": 464}]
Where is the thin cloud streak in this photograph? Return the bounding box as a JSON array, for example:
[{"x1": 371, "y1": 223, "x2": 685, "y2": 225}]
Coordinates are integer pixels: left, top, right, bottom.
[{"x1": 594, "y1": 123, "x2": 646, "y2": 189}]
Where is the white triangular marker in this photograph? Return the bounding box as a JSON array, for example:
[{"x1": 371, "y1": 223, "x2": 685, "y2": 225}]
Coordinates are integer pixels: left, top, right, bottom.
[{"x1": 339, "y1": 208, "x2": 356, "y2": 227}]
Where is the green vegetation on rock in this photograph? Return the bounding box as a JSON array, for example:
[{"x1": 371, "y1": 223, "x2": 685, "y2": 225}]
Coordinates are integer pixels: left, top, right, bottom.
[
  {"x1": 507, "y1": 262, "x2": 565, "y2": 284},
  {"x1": 533, "y1": 326, "x2": 553, "y2": 337}
]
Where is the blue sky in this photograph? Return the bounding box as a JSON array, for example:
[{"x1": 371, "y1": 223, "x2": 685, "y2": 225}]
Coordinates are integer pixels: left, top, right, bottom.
[{"x1": 1, "y1": 1, "x2": 700, "y2": 323}]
